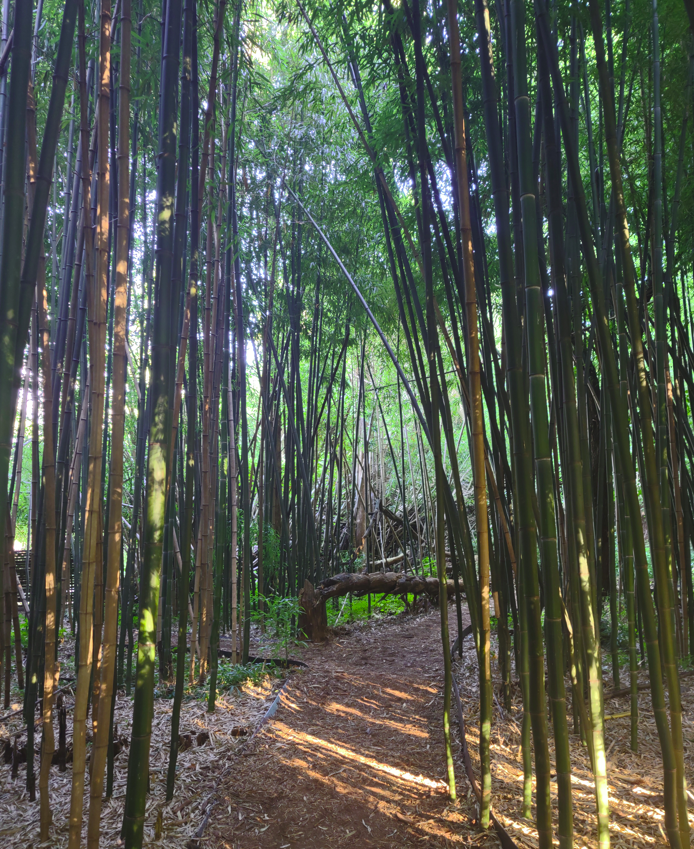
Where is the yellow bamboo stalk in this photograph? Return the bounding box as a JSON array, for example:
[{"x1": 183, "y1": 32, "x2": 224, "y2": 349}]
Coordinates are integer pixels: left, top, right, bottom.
[
  {"x1": 68, "y1": 0, "x2": 110, "y2": 843},
  {"x1": 446, "y1": 0, "x2": 491, "y2": 820},
  {"x1": 87, "y1": 0, "x2": 130, "y2": 843}
]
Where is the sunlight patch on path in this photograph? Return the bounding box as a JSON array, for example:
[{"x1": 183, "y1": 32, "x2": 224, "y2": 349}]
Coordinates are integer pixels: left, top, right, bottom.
[{"x1": 271, "y1": 721, "x2": 447, "y2": 791}]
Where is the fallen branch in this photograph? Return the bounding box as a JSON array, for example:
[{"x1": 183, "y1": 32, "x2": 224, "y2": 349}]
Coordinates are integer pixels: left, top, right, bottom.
[
  {"x1": 299, "y1": 572, "x2": 459, "y2": 641},
  {"x1": 603, "y1": 668, "x2": 694, "y2": 701},
  {"x1": 0, "y1": 679, "x2": 76, "y2": 724}
]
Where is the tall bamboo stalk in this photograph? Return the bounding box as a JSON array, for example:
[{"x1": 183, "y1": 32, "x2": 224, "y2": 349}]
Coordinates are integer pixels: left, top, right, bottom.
[
  {"x1": 122, "y1": 0, "x2": 183, "y2": 842},
  {"x1": 408, "y1": 0, "x2": 456, "y2": 803},
  {"x1": 0, "y1": 0, "x2": 32, "y2": 680},
  {"x1": 88, "y1": 0, "x2": 130, "y2": 842},
  {"x1": 38, "y1": 254, "x2": 58, "y2": 842},
  {"x1": 651, "y1": 7, "x2": 689, "y2": 843},
  {"x1": 446, "y1": 0, "x2": 489, "y2": 821},
  {"x1": 167, "y1": 0, "x2": 196, "y2": 798},
  {"x1": 508, "y1": 1, "x2": 553, "y2": 843},
  {"x1": 537, "y1": 9, "x2": 682, "y2": 845},
  {"x1": 68, "y1": 0, "x2": 108, "y2": 841},
  {"x1": 535, "y1": 44, "x2": 576, "y2": 849}
]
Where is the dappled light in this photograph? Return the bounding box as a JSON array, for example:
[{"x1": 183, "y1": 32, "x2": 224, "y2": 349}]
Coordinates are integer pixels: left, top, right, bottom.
[
  {"x1": 207, "y1": 612, "x2": 487, "y2": 848},
  {"x1": 1, "y1": 0, "x2": 693, "y2": 848}
]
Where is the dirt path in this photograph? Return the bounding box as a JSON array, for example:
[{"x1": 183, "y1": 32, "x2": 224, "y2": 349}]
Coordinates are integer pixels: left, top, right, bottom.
[{"x1": 205, "y1": 609, "x2": 495, "y2": 849}]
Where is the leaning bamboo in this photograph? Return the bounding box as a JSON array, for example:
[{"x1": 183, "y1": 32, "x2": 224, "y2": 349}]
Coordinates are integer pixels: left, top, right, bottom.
[
  {"x1": 541, "y1": 37, "x2": 608, "y2": 845},
  {"x1": 406, "y1": 0, "x2": 456, "y2": 802},
  {"x1": 536, "y1": 9, "x2": 682, "y2": 846},
  {"x1": 651, "y1": 5, "x2": 689, "y2": 842}
]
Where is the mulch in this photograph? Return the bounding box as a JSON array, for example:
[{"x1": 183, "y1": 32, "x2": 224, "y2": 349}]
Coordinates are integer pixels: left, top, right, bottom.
[
  {"x1": 1, "y1": 605, "x2": 691, "y2": 848},
  {"x1": 204, "y1": 608, "x2": 491, "y2": 849},
  {"x1": 205, "y1": 607, "x2": 694, "y2": 849},
  {"x1": 0, "y1": 655, "x2": 285, "y2": 847}
]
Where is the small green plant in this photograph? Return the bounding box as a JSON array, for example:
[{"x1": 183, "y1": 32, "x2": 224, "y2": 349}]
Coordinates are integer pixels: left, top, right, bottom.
[
  {"x1": 253, "y1": 594, "x2": 307, "y2": 665},
  {"x1": 261, "y1": 524, "x2": 281, "y2": 588},
  {"x1": 213, "y1": 661, "x2": 280, "y2": 692},
  {"x1": 421, "y1": 555, "x2": 436, "y2": 576},
  {"x1": 18, "y1": 612, "x2": 29, "y2": 649}
]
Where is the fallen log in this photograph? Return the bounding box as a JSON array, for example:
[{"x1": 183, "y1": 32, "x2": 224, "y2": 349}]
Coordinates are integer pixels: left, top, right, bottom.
[
  {"x1": 380, "y1": 503, "x2": 404, "y2": 526},
  {"x1": 299, "y1": 572, "x2": 459, "y2": 641}
]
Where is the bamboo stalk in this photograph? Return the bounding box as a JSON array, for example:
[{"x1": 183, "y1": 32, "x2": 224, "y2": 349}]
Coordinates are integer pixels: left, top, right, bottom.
[
  {"x1": 537, "y1": 9, "x2": 682, "y2": 846},
  {"x1": 87, "y1": 0, "x2": 130, "y2": 841},
  {"x1": 67, "y1": 0, "x2": 102, "y2": 841},
  {"x1": 122, "y1": 0, "x2": 183, "y2": 841},
  {"x1": 446, "y1": 0, "x2": 489, "y2": 820},
  {"x1": 0, "y1": 0, "x2": 32, "y2": 694},
  {"x1": 38, "y1": 247, "x2": 58, "y2": 843}
]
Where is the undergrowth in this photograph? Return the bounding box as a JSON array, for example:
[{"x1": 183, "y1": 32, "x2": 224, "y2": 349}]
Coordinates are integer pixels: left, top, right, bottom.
[{"x1": 326, "y1": 592, "x2": 414, "y2": 626}]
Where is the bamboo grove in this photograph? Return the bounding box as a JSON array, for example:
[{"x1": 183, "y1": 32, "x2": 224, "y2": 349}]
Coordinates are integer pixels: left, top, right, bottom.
[{"x1": 0, "y1": 0, "x2": 693, "y2": 846}]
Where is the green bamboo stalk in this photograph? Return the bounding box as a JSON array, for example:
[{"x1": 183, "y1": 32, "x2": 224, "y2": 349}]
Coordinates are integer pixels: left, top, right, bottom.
[
  {"x1": 122, "y1": 0, "x2": 183, "y2": 842},
  {"x1": 167, "y1": 0, "x2": 195, "y2": 783},
  {"x1": 613, "y1": 263, "x2": 638, "y2": 750},
  {"x1": 606, "y1": 400, "x2": 620, "y2": 689},
  {"x1": 509, "y1": 2, "x2": 555, "y2": 844},
  {"x1": 537, "y1": 8, "x2": 682, "y2": 845},
  {"x1": 620, "y1": 419, "x2": 639, "y2": 752},
  {"x1": 0, "y1": 0, "x2": 32, "y2": 685},
  {"x1": 541, "y1": 40, "x2": 609, "y2": 845},
  {"x1": 538, "y1": 46, "x2": 588, "y2": 849},
  {"x1": 16, "y1": 0, "x2": 79, "y2": 395},
  {"x1": 446, "y1": 0, "x2": 489, "y2": 820},
  {"x1": 652, "y1": 7, "x2": 688, "y2": 840},
  {"x1": 474, "y1": 0, "x2": 547, "y2": 823},
  {"x1": 521, "y1": 35, "x2": 575, "y2": 849},
  {"x1": 67, "y1": 0, "x2": 108, "y2": 841},
  {"x1": 406, "y1": 0, "x2": 455, "y2": 802},
  {"x1": 586, "y1": 0, "x2": 684, "y2": 816},
  {"x1": 38, "y1": 263, "x2": 58, "y2": 842}
]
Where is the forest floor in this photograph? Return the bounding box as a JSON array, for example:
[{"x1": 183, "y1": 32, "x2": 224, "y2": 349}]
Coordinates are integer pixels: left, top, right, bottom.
[
  {"x1": 205, "y1": 604, "x2": 488, "y2": 849},
  {"x1": 0, "y1": 636, "x2": 286, "y2": 847},
  {"x1": 1, "y1": 604, "x2": 693, "y2": 848},
  {"x1": 205, "y1": 606, "x2": 694, "y2": 849}
]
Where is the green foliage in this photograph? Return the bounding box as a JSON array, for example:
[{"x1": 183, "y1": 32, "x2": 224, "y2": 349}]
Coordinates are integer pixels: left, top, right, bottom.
[
  {"x1": 18, "y1": 612, "x2": 29, "y2": 650},
  {"x1": 252, "y1": 593, "x2": 307, "y2": 664},
  {"x1": 207, "y1": 660, "x2": 282, "y2": 693},
  {"x1": 327, "y1": 591, "x2": 411, "y2": 626},
  {"x1": 420, "y1": 555, "x2": 436, "y2": 576},
  {"x1": 260, "y1": 523, "x2": 282, "y2": 589}
]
